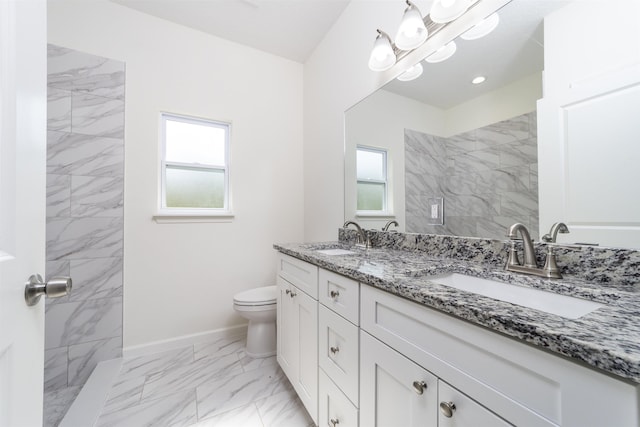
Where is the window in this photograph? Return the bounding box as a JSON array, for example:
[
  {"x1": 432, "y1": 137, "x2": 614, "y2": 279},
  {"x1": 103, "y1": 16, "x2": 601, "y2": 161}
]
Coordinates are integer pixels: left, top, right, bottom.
[
  {"x1": 356, "y1": 146, "x2": 387, "y2": 213},
  {"x1": 160, "y1": 113, "x2": 230, "y2": 215}
]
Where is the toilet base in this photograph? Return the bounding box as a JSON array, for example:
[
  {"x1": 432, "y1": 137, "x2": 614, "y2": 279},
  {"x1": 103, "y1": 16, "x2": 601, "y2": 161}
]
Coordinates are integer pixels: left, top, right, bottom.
[{"x1": 245, "y1": 318, "x2": 276, "y2": 358}]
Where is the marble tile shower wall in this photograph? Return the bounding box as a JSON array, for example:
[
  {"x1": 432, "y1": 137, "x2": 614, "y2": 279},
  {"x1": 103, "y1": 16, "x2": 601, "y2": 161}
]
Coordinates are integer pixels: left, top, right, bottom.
[
  {"x1": 405, "y1": 112, "x2": 538, "y2": 240},
  {"x1": 44, "y1": 45, "x2": 125, "y2": 395}
]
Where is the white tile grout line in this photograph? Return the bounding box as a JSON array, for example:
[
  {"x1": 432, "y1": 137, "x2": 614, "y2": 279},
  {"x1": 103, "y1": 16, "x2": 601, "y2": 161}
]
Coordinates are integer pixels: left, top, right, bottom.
[{"x1": 59, "y1": 358, "x2": 122, "y2": 427}]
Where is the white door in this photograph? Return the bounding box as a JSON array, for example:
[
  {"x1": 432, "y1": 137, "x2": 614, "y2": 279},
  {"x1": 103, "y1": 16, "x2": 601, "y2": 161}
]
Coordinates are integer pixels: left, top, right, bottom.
[
  {"x1": 0, "y1": 0, "x2": 47, "y2": 426},
  {"x1": 360, "y1": 330, "x2": 438, "y2": 427}
]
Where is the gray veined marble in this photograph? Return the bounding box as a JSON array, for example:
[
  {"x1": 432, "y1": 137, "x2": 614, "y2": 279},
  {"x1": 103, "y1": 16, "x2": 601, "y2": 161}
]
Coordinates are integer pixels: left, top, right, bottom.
[
  {"x1": 46, "y1": 216, "x2": 123, "y2": 261},
  {"x1": 256, "y1": 389, "x2": 314, "y2": 427},
  {"x1": 48, "y1": 44, "x2": 125, "y2": 100},
  {"x1": 46, "y1": 174, "x2": 71, "y2": 218},
  {"x1": 68, "y1": 336, "x2": 122, "y2": 387},
  {"x1": 45, "y1": 297, "x2": 122, "y2": 348},
  {"x1": 70, "y1": 175, "x2": 124, "y2": 217},
  {"x1": 43, "y1": 386, "x2": 82, "y2": 427},
  {"x1": 69, "y1": 257, "x2": 123, "y2": 302},
  {"x1": 47, "y1": 131, "x2": 124, "y2": 177},
  {"x1": 47, "y1": 87, "x2": 72, "y2": 132},
  {"x1": 119, "y1": 347, "x2": 194, "y2": 380},
  {"x1": 44, "y1": 347, "x2": 69, "y2": 392},
  {"x1": 71, "y1": 93, "x2": 125, "y2": 138}
]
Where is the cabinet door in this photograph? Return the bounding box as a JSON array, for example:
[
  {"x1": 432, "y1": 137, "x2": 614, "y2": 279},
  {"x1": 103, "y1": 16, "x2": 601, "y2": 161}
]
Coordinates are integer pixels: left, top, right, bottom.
[
  {"x1": 277, "y1": 276, "x2": 296, "y2": 378},
  {"x1": 361, "y1": 330, "x2": 438, "y2": 427},
  {"x1": 438, "y1": 381, "x2": 512, "y2": 427},
  {"x1": 319, "y1": 370, "x2": 359, "y2": 427},
  {"x1": 294, "y1": 284, "x2": 318, "y2": 424}
]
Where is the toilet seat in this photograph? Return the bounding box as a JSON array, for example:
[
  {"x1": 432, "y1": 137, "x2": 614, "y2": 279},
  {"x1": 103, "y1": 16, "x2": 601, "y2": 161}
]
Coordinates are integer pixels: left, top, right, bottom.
[{"x1": 233, "y1": 285, "x2": 277, "y2": 306}]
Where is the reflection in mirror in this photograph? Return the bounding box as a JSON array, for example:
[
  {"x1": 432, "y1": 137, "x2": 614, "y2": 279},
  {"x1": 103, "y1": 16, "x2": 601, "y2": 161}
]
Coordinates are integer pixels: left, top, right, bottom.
[{"x1": 345, "y1": 0, "x2": 567, "y2": 240}]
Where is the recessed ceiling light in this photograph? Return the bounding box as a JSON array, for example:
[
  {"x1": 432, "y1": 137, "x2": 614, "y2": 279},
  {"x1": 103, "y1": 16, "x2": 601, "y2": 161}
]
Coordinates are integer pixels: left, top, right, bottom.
[{"x1": 472, "y1": 76, "x2": 486, "y2": 84}]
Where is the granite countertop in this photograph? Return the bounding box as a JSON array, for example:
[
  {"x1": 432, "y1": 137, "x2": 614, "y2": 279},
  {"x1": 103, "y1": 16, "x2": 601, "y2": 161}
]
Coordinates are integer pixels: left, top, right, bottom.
[{"x1": 274, "y1": 241, "x2": 640, "y2": 384}]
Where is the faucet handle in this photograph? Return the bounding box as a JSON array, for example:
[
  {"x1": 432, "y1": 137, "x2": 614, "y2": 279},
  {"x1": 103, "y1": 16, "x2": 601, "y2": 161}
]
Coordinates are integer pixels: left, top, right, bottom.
[
  {"x1": 506, "y1": 241, "x2": 520, "y2": 268},
  {"x1": 542, "y1": 245, "x2": 563, "y2": 279}
]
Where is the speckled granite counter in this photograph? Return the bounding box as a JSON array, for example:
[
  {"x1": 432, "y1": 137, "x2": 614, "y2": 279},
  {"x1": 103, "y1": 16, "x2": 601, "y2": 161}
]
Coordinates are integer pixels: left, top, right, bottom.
[{"x1": 274, "y1": 239, "x2": 640, "y2": 384}]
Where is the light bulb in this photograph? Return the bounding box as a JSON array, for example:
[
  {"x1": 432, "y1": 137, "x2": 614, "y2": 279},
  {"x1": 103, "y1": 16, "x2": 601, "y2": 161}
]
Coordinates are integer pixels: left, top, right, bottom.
[
  {"x1": 395, "y1": 1, "x2": 428, "y2": 51},
  {"x1": 368, "y1": 30, "x2": 396, "y2": 71}
]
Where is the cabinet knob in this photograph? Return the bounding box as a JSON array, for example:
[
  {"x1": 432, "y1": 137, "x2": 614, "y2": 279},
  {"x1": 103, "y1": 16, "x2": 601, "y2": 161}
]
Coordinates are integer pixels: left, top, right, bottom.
[
  {"x1": 330, "y1": 346, "x2": 340, "y2": 355},
  {"x1": 439, "y1": 401, "x2": 456, "y2": 418},
  {"x1": 330, "y1": 418, "x2": 340, "y2": 427},
  {"x1": 285, "y1": 289, "x2": 291, "y2": 295},
  {"x1": 412, "y1": 380, "x2": 427, "y2": 395},
  {"x1": 290, "y1": 290, "x2": 297, "y2": 298},
  {"x1": 330, "y1": 290, "x2": 340, "y2": 299}
]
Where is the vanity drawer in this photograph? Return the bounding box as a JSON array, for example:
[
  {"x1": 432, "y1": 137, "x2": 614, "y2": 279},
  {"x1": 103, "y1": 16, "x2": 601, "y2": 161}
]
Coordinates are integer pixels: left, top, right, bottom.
[
  {"x1": 319, "y1": 370, "x2": 358, "y2": 427},
  {"x1": 319, "y1": 268, "x2": 359, "y2": 325},
  {"x1": 319, "y1": 304, "x2": 359, "y2": 406},
  {"x1": 277, "y1": 253, "x2": 318, "y2": 299}
]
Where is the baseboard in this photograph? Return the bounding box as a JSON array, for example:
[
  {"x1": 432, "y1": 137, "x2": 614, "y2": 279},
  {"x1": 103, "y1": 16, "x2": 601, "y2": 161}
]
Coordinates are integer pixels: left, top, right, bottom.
[
  {"x1": 59, "y1": 358, "x2": 122, "y2": 427},
  {"x1": 122, "y1": 324, "x2": 248, "y2": 359}
]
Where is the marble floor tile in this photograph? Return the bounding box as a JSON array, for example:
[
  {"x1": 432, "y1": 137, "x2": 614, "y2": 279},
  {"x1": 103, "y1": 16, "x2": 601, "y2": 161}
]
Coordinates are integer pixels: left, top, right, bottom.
[
  {"x1": 43, "y1": 385, "x2": 82, "y2": 427},
  {"x1": 194, "y1": 335, "x2": 246, "y2": 361},
  {"x1": 188, "y1": 402, "x2": 264, "y2": 427},
  {"x1": 238, "y1": 352, "x2": 278, "y2": 372},
  {"x1": 119, "y1": 346, "x2": 194, "y2": 380},
  {"x1": 95, "y1": 389, "x2": 197, "y2": 427},
  {"x1": 101, "y1": 374, "x2": 146, "y2": 415},
  {"x1": 255, "y1": 389, "x2": 314, "y2": 427},
  {"x1": 195, "y1": 364, "x2": 292, "y2": 420},
  {"x1": 141, "y1": 352, "x2": 243, "y2": 401}
]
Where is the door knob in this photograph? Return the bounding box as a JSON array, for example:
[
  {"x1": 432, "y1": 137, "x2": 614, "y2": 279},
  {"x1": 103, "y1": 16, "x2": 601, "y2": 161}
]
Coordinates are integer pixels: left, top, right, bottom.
[{"x1": 24, "y1": 274, "x2": 72, "y2": 306}]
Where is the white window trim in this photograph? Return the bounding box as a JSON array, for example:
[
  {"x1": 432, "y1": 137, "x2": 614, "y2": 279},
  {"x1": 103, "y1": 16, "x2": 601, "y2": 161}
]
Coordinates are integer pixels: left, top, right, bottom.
[
  {"x1": 356, "y1": 145, "x2": 391, "y2": 215},
  {"x1": 155, "y1": 112, "x2": 233, "y2": 222}
]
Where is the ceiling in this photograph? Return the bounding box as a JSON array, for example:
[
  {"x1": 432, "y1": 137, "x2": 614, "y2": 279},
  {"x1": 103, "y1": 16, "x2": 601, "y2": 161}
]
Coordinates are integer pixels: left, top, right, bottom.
[
  {"x1": 111, "y1": 0, "x2": 351, "y2": 63},
  {"x1": 383, "y1": 0, "x2": 570, "y2": 109}
]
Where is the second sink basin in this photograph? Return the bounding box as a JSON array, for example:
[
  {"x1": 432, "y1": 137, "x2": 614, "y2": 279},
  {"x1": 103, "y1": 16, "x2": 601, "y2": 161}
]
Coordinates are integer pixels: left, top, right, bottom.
[{"x1": 428, "y1": 273, "x2": 604, "y2": 319}]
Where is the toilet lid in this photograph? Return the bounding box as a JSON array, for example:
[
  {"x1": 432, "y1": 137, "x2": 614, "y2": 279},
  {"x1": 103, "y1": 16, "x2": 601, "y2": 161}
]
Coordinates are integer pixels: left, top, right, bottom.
[{"x1": 234, "y1": 285, "x2": 277, "y2": 306}]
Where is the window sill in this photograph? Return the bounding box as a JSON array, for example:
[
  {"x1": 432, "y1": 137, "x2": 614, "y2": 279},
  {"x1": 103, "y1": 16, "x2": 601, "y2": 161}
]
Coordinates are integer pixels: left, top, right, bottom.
[
  {"x1": 355, "y1": 212, "x2": 395, "y2": 219},
  {"x1": 153, "y1": 211, "x2": 235, "y2": 224}
]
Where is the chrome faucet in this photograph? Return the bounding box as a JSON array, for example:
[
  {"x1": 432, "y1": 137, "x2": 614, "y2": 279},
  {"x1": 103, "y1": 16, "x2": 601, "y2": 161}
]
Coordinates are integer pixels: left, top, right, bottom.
[
  {"x1": 542, "y1": 222, "x2": 569, "y2": 243},
  {"x1": 505, "y1": 223, "x2": 562, "y2": 279},
  {"x1": 343, "y1": 221, "x2": 371, "y2": 248},
  {"x1": 382, "y1": 220, "x2": 399, "y2": 232}
]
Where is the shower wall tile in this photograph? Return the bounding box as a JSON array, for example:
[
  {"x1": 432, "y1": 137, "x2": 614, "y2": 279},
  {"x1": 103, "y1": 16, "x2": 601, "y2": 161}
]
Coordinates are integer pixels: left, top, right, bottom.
[
  {"x1": 47, "y1": 88, "x2": 72, "y2": 132},
  {"x1": 45, "y1": 297, "x2": 123, "y2": 349},
  {"x1": 68, "y1": 336, "x2": 122, "y2": 386},
  {"x1": 47, "y1": 44, "x2": 125, "y2": 100},
  {"x1": 406, "y1": 112, "x2": 538, "y2": 239},
  {"x1": 46, "y1": 216, "x2": 123, "y2": 261},
  {"x1": 44, "y1": 347, "x2": 68, "y2": 392},
  {"x1": 71, "y1": 93, "x2": 124, "y2": 138},
  {"x1": 46, "y1": 174, "x2": 71, "y2": 218},
  {"x1": 69, "y1": 257, "x2": 123, "y2": 302},
  {"x1": 47, "y1": 131, "x2": 124, "y2": 177},
  {"x1": 70, "y1": 175, "x2": 124, "y2": 217}
]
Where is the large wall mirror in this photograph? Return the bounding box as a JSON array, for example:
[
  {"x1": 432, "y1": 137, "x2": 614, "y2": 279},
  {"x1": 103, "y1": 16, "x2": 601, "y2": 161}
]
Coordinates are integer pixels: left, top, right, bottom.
[{"x1": 344, "y1": 0, "x2": 640, "y2": 248}]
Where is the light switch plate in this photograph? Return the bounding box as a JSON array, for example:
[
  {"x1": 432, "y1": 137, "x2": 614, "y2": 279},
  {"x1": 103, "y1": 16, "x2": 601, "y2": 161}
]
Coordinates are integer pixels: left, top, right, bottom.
[{"x1": 427, "y1": 197, "x2": 444, "y2": 225}]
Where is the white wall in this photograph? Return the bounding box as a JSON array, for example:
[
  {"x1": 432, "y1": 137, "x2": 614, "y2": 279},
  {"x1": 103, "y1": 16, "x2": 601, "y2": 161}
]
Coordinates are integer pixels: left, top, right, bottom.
[
  {"x1": 303, "y1": 0, "x2": 511, "y2": 242},
  {"x1": 48, "y1": 1, "x2": 304, "y2": 349}
]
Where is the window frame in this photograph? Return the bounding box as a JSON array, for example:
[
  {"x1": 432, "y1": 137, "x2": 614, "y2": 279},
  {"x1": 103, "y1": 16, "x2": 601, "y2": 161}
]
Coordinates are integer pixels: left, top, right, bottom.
[
  {"x1": 156, "y1": 112, "x2": 232, "y2": 221},
  {"x1": 356, "y1": 145, "x2": 389, "y2": 215}
]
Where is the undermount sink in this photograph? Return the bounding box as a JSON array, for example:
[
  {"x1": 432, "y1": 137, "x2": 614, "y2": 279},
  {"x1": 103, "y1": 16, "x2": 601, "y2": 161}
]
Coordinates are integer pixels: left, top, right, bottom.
[
  {"x1": 428, "y1": 273, "x2": 604, "y2": 319},
  {"x1": 315, "y1": 248, "x2": 357, "y2": 256}
]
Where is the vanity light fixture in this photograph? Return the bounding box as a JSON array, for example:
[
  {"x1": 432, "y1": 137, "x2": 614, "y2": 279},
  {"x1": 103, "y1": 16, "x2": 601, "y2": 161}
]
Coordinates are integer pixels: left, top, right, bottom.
[
  {"x1": 425, "y1": 41, "x2": 457, "y2": 63},
  {"x1": 472, "y1": 75, "x2": 486, "y2": 84},
  {"x1": 397, "y1": 63, "x2": 424, "y2": 81},
  {"x1": 430, "y1": 0, "x2": 471, "y2": 24},
  {"x1": 395, "y1": 0, "x2": 428, "y2": 51},
  {"x1": 368, "y1": 29, "x2": 396, "y2": 71},
  {"x1": 460, "y1": 12, "x2": 500, "y2": 40}
]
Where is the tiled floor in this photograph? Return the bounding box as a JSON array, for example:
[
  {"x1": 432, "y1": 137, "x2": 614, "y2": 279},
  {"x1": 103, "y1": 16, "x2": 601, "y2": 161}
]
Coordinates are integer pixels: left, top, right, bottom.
[{"x1": 47, "y1": 335, "x2": 314, "y2": 427}]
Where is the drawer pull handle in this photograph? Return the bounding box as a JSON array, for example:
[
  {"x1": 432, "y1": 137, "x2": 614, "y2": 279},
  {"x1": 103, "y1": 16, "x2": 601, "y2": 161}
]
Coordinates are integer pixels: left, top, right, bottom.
[
  {"x1": 329, "y1": 418, "x2": 339, "y2": 427},
  {"x1": 330, "y1": 290, "x2": 340, "y2": 299},
  {"x1": 412, "y1": 380, "x2": 427, "y2": 395},
  {"x1": 439, "y1": 401, "x2": 456, "y2": 418},
  {"x1": 330, "y1": 346, "x2": 340, "y2": 355}
]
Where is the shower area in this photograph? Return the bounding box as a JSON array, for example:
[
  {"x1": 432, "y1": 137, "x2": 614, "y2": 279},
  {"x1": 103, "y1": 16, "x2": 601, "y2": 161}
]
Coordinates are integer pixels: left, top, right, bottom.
[{"x1": 43, "y1": 44, "x2": 125, "y2": 427}]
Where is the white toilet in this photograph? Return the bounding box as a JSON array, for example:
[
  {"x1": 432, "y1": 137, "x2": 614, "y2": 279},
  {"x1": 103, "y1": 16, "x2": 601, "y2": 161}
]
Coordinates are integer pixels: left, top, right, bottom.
[{"x1": 233, "y1": 285, "x2": 277, "y2": 358}]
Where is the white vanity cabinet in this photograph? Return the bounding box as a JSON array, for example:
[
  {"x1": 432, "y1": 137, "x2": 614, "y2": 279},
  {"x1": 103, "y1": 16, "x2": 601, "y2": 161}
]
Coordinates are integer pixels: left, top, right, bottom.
[
  {"x1": 276, "y1": 254, "x2": 319, "y2": 424},
  {"x1": 318, "y1": 268, "x2": 360, "y2": 427}
]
